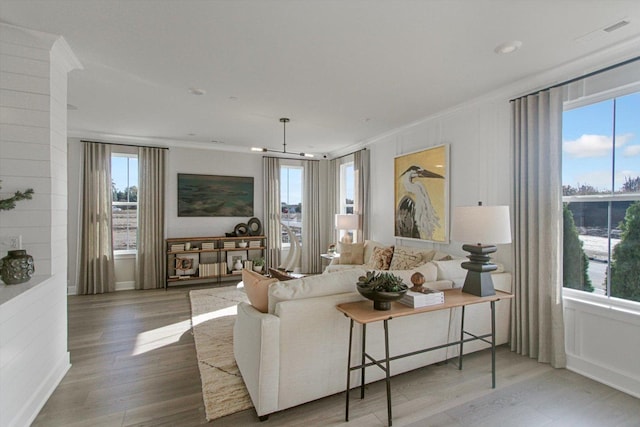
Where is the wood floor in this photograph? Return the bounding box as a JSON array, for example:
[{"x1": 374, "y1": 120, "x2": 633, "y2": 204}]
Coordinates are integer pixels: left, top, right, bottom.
[{"x1": 33, "y1": 285, "x2": 639, "y2": 427}]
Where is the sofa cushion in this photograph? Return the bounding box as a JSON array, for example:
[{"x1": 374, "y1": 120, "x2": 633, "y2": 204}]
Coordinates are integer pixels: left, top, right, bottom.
[
  {"x1": 337, "y1": 242, "x2": 365, "y2": 265},
  {"x1": 432, "y1": 259, "x2": 466, "y2": 283},
  {"x1": 366, "y1": 246, "x2": 394, "y2": 270},
  {"x1": 242, "y1": 269, "x2": 278, "y2": 313},
  {"x1": 363, "y1": 240, "x2": 387, "y2": 265},
  {"x1": 268, "y1": 268, "x2": 366, "y2": 314},
  {"x1": 389, "y1": 246, "x2": 424, "y2": 270}
]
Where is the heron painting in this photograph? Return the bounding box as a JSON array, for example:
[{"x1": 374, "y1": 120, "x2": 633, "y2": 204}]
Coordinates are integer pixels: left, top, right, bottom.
[{"x1": 394, "y1": 145, "x2": 449, "y2": 242}]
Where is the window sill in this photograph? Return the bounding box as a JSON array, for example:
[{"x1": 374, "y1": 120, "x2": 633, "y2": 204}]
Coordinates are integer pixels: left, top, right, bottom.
[
  {"x1": 563, "y1": 288, "x2": 640, "y2": 316},
  {"x1": 114, "y1": 251, "x2": 136, "y2": 260}
]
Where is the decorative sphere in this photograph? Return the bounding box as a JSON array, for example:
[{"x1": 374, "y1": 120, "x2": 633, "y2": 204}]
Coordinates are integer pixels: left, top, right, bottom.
[{"x1": 411, "y1": 272, "x2": 425, "y2": 286}]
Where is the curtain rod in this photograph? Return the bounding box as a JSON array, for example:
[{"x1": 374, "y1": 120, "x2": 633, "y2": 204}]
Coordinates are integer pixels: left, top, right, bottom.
[
  {"x1": 81, "y1": 140, "x2": 169, "y2": 150},
  {"x1": 333, "y1": 146, "x2": 368, "y2": 161},
  {"x1": 510, "y1": 55, "x2": 640, "y2": 102},
  {"x1": 262, "y1": 155, "x2": 320, "y2": 162}
]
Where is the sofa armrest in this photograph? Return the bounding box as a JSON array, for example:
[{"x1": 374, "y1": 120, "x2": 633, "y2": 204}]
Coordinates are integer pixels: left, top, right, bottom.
[{"x1": 233, "y1": 302, "x2": 280, "y2": 416}]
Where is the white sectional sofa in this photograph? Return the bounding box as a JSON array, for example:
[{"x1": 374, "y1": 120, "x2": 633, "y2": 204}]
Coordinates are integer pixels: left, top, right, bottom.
[{"x1": 233, "y1": 257, "x2": 512, "y2": 419}]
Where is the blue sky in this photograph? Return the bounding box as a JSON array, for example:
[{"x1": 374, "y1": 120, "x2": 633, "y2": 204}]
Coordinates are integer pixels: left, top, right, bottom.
[
  {"x1": 563, "y1": 91, "x2": 640, "y2": 191},
  {"x1": 112, "y1": 155, "x2": 138, "y2": 191}
]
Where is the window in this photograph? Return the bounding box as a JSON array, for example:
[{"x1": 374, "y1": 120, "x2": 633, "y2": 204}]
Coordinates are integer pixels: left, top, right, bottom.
[
  {"x1": 111, "y1": 153, "x2": 138, "y2": 252},
  {"x1": 280, "y1": 164, "x2": 303, "y2": 246},
  {"x1": 562, "y1": 91, "x2": 640, "y2": 303},
  {"x1": 339, "y1": 161, "x2": 355, "y2": 242}
]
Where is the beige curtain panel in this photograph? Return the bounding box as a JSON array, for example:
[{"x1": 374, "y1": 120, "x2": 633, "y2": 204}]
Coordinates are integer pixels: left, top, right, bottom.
[
  {"x1": 135, "y1": 146, "x2": 166, "y2": 290},
  {"x1": 354, "y1": 148, "x2": 370, "y2": 243},
  {"x1": 263, "y1": 157, "x2": 281, "y2": 269},
  {"x1": 511, "y1": 87, "x2": 566, "y2": 368},
  {"x1": 302, "y1": 160, "x2": 321, "y2": 274},
  {"x1": 79, "y1": 142, "x2": 115, "y2": 295}
]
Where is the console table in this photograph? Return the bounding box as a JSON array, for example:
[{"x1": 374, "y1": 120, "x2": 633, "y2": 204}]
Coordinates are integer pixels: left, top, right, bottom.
[{"x1": 337, "y1": 289, "x2": 513, "y2": 426}]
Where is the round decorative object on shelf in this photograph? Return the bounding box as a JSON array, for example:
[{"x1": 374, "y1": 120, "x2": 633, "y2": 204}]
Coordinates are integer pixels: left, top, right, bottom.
[
  {"x1": 234, "y1": 223, "x2": 249, "y2": 237},
  {"x1": 248, "y1": 217, "x2": 263, "y2": 236},
  {"x1": 0, "y1": 250, "x2": 35, "y2": 285}
]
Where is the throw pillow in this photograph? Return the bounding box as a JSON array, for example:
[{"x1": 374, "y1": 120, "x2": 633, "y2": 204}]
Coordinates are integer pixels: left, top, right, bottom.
[
  {"x1": 389, "y1": 246, "x2": 424, "y2": 270},
  {"x1": 242, "y1": 268, "x2": 277, "y2": 313},
  {"x1": 366, "y1": 246, "x2": 394, "y2": 270},
  {"x1": 338, "y1": 242, "x2": 365, "y2": 265},
  {"x1": 268, "y1": 268, "x2": 296, "y2": 281}
]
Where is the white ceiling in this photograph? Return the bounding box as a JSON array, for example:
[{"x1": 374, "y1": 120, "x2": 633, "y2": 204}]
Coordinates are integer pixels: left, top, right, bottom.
[{"x1": 2, "y1": 0, "x2": 640, "y2": 156}]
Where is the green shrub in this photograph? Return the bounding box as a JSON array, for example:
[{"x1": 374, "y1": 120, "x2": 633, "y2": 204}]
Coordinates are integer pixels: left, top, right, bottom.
[
  {"x1": 610, "y1": 201, "x2": 640, "y2": 302},
  {"x1": 563, "y1": 204, "x2": 593, "y2": 292}
]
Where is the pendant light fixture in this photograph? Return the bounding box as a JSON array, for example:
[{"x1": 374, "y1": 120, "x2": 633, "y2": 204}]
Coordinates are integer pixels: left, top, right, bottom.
[{"x1": 251, "y1": 118, "x2": 314, "y2": 158}]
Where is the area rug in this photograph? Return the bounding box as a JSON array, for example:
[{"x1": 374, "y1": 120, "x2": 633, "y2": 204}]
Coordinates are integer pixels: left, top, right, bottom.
[{"x1": 189, "y1": 287, "x2": 253, "y2": 421}]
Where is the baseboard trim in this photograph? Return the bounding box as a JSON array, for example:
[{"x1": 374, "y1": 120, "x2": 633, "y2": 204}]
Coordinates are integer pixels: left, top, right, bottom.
[
  {"x1": 566, "y1": 353, "x2": 640, "y2": 399},
  {"x1": 10, "y1": 352, "x2": 71, "y2": 427},
  {"x1": 116, "y1": 281, "x2": 135, "y2": 291}
]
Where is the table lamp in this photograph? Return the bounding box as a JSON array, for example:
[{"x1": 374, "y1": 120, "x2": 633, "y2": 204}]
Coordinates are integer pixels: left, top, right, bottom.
[
  {"x1": 451, "y1": 202, "x2": 511, "y2": 296},
  {"x1": 335, "y1": 214, "x2": 359, "y2": 243}
]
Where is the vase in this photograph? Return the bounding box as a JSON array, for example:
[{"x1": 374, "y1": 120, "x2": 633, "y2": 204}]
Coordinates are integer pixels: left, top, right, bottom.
[
  {"x1": 234, "y1": 259, "x2": 243, "y2": 271},
  {"x1": 0, "y1": 250, "x2": 35, "y2": 285}
]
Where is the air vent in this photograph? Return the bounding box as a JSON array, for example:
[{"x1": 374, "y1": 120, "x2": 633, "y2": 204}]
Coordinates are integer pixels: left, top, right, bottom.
[{"x1": 604, "y1": 20, "x2": 630, "y2": 33}]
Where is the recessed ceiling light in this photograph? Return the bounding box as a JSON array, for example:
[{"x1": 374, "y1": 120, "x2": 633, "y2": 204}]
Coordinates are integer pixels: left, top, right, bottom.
[
  {"x1": 188, "y1": 133, "x2": 197, "y2": 136},
  {"x1": 228, "y1": 96, "x2": 238, "y2": 101},
  {"x1": 188, "y1": 87, "x2": 206, "y2": 95},
  {"x1": 494, "y1": 40, "x2": 522, "y2": 54}
]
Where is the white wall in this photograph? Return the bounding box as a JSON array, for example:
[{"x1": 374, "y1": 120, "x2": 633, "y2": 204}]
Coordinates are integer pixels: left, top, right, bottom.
[
  {"x1": 0, "y1": 23, "x2": 80, "y2": 427},
  {"x1": 368, "y1": 96, "x2": 513, "y2": 269},
  {"x1": 66, "y1": 143, "x2": 264, "y2": 290}
]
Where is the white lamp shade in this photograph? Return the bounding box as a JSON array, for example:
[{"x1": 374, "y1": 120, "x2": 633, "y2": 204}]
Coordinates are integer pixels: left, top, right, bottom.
[
  {"x1": 335, "y1": 214, "x2": 359, "y2": 230},
  {"x1": 451, "y1": 205, "x2": 512, "y2": 244}
]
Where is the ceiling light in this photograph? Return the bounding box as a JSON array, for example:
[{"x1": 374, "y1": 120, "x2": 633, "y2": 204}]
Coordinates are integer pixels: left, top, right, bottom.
[
  {"x1": 251, "y1": 118, "x2": 314, "y2": 158},
  {"x1": 494, "y1": 40, "x2": 522, "y2": 54},
  {"x1": 188, "y1": 87, "x2": 206, "y2": 95}
]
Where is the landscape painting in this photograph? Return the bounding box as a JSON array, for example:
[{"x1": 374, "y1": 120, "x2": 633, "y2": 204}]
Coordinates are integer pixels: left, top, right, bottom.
[
  {"x1": 178, "y1": 173, "x2": 254, "y2": 217},
  {"x1": 394, "y1": 144, "x2": 449, "y2": 243}
]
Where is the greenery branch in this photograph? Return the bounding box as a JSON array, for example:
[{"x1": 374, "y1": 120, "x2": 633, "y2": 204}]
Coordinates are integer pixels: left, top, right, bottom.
[{"x1": 0, "y1": 181, "x2": 34, "y2": 211}]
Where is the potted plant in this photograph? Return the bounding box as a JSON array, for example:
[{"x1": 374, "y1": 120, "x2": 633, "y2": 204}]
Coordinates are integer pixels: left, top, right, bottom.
[
  {"x1": 356, "y1": 271, "x2": 408, "y2": 310},
  {"x1": 253, "y1": 257, "x2": 265, "y2": 273}
]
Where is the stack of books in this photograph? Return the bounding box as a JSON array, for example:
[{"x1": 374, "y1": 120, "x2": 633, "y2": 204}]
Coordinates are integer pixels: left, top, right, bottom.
[
  {"x1": 201, "y1": 242, "x2": 215, "y2": 250},
  {"x1": 399, "y1": 289, "x2": 445, "y2": 308},
  {"x1": 249, "y1": 240, "x2": 261, "y2": 248},
  {"x1": 170, "y1": 244, "x2": 185, "y2": 252},
  {"x1": 223, "y1": 241, "x2": 236, "y2": 249},
  {"x1": 244, "y1": 260, "x2": 253, "y2": 270}
]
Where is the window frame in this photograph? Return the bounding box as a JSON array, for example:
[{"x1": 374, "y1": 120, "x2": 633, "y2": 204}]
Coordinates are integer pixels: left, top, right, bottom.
[
  {"x1": 561, "y1": 86, "x2": 640, "y2": 309},
  {"x1": 111, "y1": 151, "x2": 138, "y2": 255},
  {"x1": 280, "y1": 162, "x2": 304, "y2": 248}
]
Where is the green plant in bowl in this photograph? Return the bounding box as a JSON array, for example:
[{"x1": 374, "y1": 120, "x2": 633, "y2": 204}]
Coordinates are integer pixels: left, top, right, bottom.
[{"x1": 356, "y1": 271, "x2": 408, "y2": 310}]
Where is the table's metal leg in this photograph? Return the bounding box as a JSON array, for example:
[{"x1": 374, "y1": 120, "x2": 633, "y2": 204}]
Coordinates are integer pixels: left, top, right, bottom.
[
  {"x1": 360, "y1": 323, "x2": 367, "y2": 399},
  {"x1": 384, "y1": 319, "x2": 392, "y2": 427},
  {"x1": 491, "y1": 300, "x2": 496, "y2": 389},
  {"x1": 345, "y1": 318, "x2": 354, "y2": 421},
  {"x1": 458, "y1": 306, "x2": 465, "y2": 370}
]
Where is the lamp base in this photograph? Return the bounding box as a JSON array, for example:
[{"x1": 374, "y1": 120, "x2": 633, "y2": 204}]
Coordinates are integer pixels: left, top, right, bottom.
[{"x1": 460, "y1": 244, "x2": 497, "y2": 297}]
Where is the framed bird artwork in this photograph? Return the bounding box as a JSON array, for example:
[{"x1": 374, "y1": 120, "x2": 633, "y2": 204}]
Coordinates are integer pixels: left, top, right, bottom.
[{"x1": 394, "y1": 144, "x2": 449, "y2": 243}]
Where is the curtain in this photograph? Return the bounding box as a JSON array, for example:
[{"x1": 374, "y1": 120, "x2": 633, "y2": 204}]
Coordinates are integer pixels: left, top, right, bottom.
[
  {"x1": 263, "y1": 157, "x2": 281, "y2": 269},
  {"x1": 135, "y1": 147, "x2": 166, "y2": 290},
  {"x1": 302, "y1": 160, "x2": 321, "y2": 273},
  {"x1": 511, "y1": 87, "x2": 566, "y2": 368},
  {"x1": 354, "y1": 149, "x2": 370, "y2": 242},
  {"x1": 323, "y1": 158, "x2": 338, "y2": 249},
  {"x1": 78, "y1": 142, "x2": 115, "y2": 294}
]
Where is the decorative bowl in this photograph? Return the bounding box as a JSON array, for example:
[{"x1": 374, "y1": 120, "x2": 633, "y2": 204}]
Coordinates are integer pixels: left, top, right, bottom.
[
  {"x1": 356, "y1": 284, "x2": 407, "y2": 311},
  {"x1": 238, "y1": 242, "x2": 248, "y2": 248}
]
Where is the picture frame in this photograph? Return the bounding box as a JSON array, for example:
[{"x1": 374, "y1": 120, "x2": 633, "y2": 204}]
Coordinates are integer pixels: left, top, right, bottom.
[
  {"x1": 175, "y1": 253, "x2": 199, "y2": 276},
  {"x1": 177, "y1": 173, "x2": 254, "y2": 217},
  {"x1": 394, "y1": 144, "x2": 449, "y2": 243}
]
